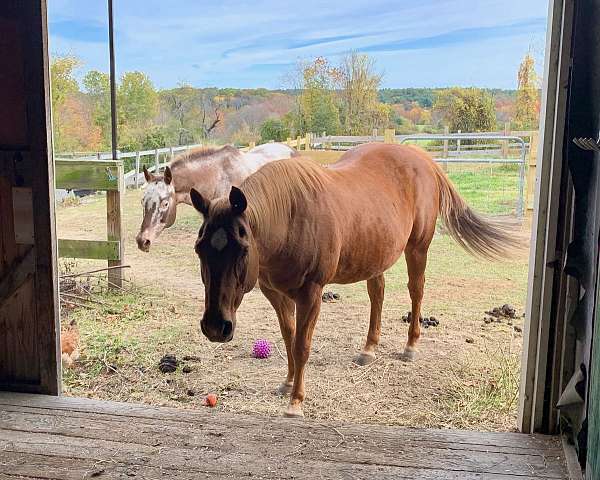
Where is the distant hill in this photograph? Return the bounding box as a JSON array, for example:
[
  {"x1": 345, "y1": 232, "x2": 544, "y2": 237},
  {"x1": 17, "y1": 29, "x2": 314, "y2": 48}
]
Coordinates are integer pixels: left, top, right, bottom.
[{"x1": 379, "y1": 88, "x2": 517, "y2": 108}]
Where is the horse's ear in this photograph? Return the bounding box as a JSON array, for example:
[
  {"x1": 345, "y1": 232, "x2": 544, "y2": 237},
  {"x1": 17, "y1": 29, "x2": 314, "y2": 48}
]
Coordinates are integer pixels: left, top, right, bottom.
[
  {"x1": 143, "y1": 165, "x2": 155, "y2": 182},
  {"x1": 164, "y1": 166, "x2": 172, "y2": 185},
  {"x1": 229, "y1": 186, "x2": 247, "y2": 215},
  {"x1": 190, "y1": 188, "x2": 209, "y2": 216}
]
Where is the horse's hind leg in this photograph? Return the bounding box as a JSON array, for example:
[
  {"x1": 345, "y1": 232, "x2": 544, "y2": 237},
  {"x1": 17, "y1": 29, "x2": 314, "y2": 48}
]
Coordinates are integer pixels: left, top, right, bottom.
[
  {"x1": 354, "y1": 274, "x2": 385, "y2": 366},
  {"x1": 259, "y1": 281, "x2": 296, "y2": 395},
  {"x1": 402, "y1": 243, "x2": 429, "y2": 362}
]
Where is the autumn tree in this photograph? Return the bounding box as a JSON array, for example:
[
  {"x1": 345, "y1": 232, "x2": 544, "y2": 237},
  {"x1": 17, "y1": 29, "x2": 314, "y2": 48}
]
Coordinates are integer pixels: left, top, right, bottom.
[
  {"x1": 160, "y1": 84, "x2": 222, "y2": 145},
  {"x1": 50, "y1": 55, "x2": 82, "y2": 151},
  {"x1": 339, "y1": 52, "x2": 390, "y2": 134},
  {"x1": 513, "y1": 53, "x2": 540, "y2": 129},
  {"x1": 82, "y1": 70, "x2": 111, "y2": 149},
  {"x1": 433, "y1": 87, "x2": 496, "y2": 132},
  {"x1": 57, "y1": 96, "x2": 102, "y2": 152}
]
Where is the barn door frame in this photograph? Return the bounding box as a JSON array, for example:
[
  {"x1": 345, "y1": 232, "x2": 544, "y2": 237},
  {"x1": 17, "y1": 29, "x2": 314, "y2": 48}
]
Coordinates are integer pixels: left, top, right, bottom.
[
  {"x1": 0, "y1": 0, "x2": 60, "y2": 395},
  {"x1": 518, "y1": 0, "x2": 575, "y2": 434}
]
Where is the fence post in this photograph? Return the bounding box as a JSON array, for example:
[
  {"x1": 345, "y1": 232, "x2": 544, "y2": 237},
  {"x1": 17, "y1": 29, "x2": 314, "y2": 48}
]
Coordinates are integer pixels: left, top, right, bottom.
[
  {"x1": 169, "y1": 146, "x2": 174, "y2": 162},
  {"x1": 107, "y1": 159, "x2": 124, "y2": 289},
  {"x1": 286, "y1": 137, "x2": 292, "y2": 146},
  {"x1": 502, "y1": 121, "x2": 510, "y2": 158},
  {"x1": 384, "y1": 128, "x2": 395, "y2": 144},
  {"x1": 457, "y1": 130, "x2": 462, "y2": 154},
  {"x1": 305, "y1": 133, "x2": 312, "y2": 151},
  {"x1": 372, "y1": 128, "x2": 378, "y2": 141},
  {"x1": 135, "y1": 151, "x2": 141, "y2": 188},
  {"x1": 154, "y1": 148, "x2": 159, "y2": 172},
  {"x1": 297, "y1": 135, "x2": 302, "y2": 150},
  {"x1": 526, "y1": 131, "x2": 539, "y2": 213},
  {"x1": 442, "y1": 126, "x2": 449, "y2": 172}
]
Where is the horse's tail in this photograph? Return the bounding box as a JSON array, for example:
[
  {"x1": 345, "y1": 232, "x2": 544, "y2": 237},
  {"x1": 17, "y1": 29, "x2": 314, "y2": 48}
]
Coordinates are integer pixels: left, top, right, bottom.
[{"x1": 434, "y1": 163, "x2": 521, "y2": 259}]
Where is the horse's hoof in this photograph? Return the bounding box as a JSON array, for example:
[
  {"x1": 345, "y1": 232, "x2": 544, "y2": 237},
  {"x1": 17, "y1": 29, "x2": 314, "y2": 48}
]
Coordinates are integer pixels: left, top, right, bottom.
[
  {"x1": 276, "y1": 382, "x2": 293, "y2": 396},
  {"x1": 353, "y1": 352, "x2": 376, "y2": 366},
  {"x1": 400, "y1": 349, "x2": 417, "y2": 362},
  {"x1": 283, "y1": 404, "x2": 304, "y2": 418}
]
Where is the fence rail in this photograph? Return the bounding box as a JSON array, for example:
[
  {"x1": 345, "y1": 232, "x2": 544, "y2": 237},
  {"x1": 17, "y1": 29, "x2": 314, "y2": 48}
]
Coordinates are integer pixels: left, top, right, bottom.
[
  {"x1": 400, "y1": 134, "x2": 527, "y2": 217},
  {"x1": 55, "y1": 159, "x2": 124, "y2": 288},
  {"x1": 55, "y1": 127, "x2": 539, "y2": 219}
]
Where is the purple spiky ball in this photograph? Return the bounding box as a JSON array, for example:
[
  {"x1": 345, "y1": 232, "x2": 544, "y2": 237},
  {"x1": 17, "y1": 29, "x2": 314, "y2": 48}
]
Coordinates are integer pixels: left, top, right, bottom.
[{"x1": 252, "y1": 339, "x2": 271, "y2": 359}]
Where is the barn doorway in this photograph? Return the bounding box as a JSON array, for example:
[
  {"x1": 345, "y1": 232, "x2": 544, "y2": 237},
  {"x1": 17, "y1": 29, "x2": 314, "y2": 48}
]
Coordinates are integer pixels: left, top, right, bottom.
[{"x1": 2, "y1": 0, "x2": 596, "y2": 476}]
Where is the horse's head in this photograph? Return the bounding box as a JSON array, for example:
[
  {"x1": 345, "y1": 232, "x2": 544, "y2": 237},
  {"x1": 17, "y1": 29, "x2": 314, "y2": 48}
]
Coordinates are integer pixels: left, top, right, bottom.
[
  {"x1": 191, "y1": 186, "x2": 258, "y2": 343},
  {"x1": 136, "y1": 166, "x2": 177, "y2": 252}
]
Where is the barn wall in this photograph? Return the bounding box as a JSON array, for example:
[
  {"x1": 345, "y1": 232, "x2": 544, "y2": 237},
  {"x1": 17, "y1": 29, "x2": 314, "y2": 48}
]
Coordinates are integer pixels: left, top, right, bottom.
[{"x1": 0, "y1": 0, "x2": 60, "y2": 394}]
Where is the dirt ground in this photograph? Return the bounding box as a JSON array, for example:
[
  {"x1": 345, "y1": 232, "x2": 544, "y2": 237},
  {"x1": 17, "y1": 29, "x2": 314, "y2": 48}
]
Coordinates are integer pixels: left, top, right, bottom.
[{"x1": 57, "y1": 190, "x2": 531, "y2": 432}]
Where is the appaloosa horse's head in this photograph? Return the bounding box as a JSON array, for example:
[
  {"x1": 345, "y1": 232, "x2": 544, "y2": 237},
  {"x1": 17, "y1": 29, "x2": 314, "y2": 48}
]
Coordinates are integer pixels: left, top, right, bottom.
[
  {"x1": 190, "y1": 186, "x2": 259, "y2": 342},
  {"x1": 136, "y1": 166, "x2": 177, "y2": 252}
]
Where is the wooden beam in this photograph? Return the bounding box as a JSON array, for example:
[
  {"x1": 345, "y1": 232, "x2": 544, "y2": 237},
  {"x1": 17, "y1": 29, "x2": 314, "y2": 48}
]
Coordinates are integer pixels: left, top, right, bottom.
[
  {"x1": 107, "y1": 161, "x2": 124, "y2": 288},
  {"x1": 519, "y1": 0, "x2": 573, "y2": 433},
  {"x1": 0, "y1": 247, "x2": 34, "y2": 303},
  {"x1": 57, "y1": 239, "x2": 119, "y2": 261}
]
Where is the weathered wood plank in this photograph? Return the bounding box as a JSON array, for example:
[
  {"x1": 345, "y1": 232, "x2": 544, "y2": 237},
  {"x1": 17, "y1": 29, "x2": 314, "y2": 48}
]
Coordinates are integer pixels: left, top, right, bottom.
[
  {"x1": 54, "y1": 159, "x2": 121, "y2": 191},
  {"x1": 0, "y1": 394, "x2": 568, "y2": 478},
  {"x1": 0, "y1": 393, "x2": 561, "y2": 451},
  {"x1": 0, "y1": 405, "x2": 563, "y2": 457},
  {"x1": 57, "y1": 239, "x2": 119, "y2": 260},
  {"x1": 107, "y1": 161, "x2": 124, "y2": 288},
  {"x1": 0, "y1": 451, "x2": 553, "y2": 480},
  {"x1": 0, "y1": 278, "x2": 38, "y2": 388},
  {"x1": 0, "y1": 246, "x2": 34, "y2": 303},
  {"x1": 0, "y1": 430, "x2": 565, "y2": 480}
]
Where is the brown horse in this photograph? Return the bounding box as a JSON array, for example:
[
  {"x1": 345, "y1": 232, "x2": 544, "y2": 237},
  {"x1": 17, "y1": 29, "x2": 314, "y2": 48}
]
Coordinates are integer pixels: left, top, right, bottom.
[{"x1": 190, "y1": 143, "x2": 517, "y2": 418}]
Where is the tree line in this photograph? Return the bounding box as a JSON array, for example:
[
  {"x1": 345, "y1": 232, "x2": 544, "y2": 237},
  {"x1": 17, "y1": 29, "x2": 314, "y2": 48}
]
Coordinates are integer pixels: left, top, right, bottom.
[{"x1": 50, "y1": 52, "x2": 540, "y2": 153}]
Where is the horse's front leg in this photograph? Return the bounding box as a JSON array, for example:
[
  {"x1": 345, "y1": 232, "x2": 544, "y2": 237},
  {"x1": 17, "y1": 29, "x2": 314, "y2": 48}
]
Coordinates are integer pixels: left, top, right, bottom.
[
  {"x1": 285, "y1": 282, "x2": 322, "y2": 418},
  {"x1": 259, "y1": 281, "x2": 296, "y2": 395}
]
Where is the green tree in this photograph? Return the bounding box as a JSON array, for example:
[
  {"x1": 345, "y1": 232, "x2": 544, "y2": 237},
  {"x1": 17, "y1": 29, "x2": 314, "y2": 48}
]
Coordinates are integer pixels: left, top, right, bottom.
[
  {"x1": 433, "y1": 87, "x2": 496, "y2": 132},
  {"x1": 340, "y1": 52, "x2": 390, "y2": 134},
  {"x1": 294, "y1": 57, "x2": 341, "y2": 135},
  {"x1": 82, "y1": 70, "x2": 111, "y2": 149},
  {"x1": 118, "y1": 71, "x2": 158, "y2": 126},
  {"x1": 260, "y1": 118, "x2": 290, "y2": 143},
  {"x1": 514, "y1": 53, "x2": 540, "y2": 129},
  {"x1": 117, "y1": 72, "x2": 158, "y2": 150}
]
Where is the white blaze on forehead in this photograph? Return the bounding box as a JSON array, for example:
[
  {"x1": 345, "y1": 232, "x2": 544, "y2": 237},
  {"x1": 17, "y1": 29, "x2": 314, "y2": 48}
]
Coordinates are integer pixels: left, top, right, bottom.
[
  {"x1": 210, "y1": 228, "x2": 228, "y2": 251},
  {"x1": 143, "y1": 181, "x2": 173, "y2": 222}
]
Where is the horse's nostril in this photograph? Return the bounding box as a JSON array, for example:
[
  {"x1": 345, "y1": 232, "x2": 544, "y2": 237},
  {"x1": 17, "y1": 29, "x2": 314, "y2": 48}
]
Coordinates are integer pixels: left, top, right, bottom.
[
  {"x1": 222, "y1": 320, "x2": 233, "y2": 339},
  {"x1": 143, "y1": 239, "x2": 150, "y2": 247}
]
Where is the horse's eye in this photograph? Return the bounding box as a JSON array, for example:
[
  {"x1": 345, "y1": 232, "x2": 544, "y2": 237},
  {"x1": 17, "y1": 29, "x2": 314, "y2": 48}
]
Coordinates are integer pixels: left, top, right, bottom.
[
  {"x1": 161, "y1": 200, "x2": 169, "y2": 209},
  {"x1": 239, "y1": 226, "x2": 246, "y2": 238}
]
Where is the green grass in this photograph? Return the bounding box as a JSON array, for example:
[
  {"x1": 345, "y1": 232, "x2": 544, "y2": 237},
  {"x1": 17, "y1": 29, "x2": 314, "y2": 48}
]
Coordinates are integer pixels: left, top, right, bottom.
[{"x1": 447, "y1": 163, "x2": 522, "y2": 215}]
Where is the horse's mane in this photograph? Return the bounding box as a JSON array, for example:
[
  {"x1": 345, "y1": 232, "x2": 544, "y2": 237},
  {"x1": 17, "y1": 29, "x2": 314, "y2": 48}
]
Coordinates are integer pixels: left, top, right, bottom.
[
  {"x1": 239, "y1": 157, "x2": 328, "y2": 237},
  {"x1": 170, "y1": 145, "x2": 240, "y2": 172}
]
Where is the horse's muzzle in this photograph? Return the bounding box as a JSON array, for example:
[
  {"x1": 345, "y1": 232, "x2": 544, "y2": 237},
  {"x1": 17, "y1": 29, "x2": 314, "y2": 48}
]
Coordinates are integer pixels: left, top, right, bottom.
[
  {"x1": 135, "y1": 233, "x2": 151, "y2": 252},
  {"x1": 200, "y1": 317, "x2": 234, "y2": 343}
]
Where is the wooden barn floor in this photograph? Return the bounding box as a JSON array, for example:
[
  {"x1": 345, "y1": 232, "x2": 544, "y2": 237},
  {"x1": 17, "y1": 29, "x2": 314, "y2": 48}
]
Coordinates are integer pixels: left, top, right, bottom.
[{"x1": 0, "y1": 393, "x2": 568, "y2": 479}]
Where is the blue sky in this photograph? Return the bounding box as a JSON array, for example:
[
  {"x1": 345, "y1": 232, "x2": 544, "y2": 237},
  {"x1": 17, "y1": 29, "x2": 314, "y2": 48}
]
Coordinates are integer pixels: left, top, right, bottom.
[{"x1": 48, "y1": 0, "x2": 549, "y2": 90}]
